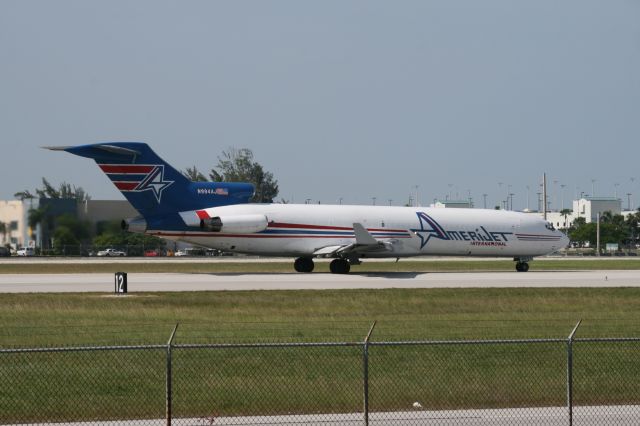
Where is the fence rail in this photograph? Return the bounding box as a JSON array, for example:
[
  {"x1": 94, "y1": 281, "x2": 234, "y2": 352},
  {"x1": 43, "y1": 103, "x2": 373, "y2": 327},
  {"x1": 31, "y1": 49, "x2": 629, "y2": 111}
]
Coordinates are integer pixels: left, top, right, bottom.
[{"x1": 2, "y1": 323, "x2": 640, "y2": 425}]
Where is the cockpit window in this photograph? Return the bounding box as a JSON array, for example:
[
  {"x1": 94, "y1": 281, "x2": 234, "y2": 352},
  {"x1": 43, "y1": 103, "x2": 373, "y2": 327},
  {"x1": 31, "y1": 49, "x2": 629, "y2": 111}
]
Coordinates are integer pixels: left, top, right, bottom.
[{"x1": 545, "y1": 222, "x2": 555, "y2": 231}]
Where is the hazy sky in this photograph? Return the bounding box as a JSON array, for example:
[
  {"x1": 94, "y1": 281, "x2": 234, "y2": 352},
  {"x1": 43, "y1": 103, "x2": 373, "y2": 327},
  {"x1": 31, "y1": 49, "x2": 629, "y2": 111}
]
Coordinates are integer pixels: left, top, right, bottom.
[{"x1": 1, "y1": 1, "x2": 639, "y2": 210}]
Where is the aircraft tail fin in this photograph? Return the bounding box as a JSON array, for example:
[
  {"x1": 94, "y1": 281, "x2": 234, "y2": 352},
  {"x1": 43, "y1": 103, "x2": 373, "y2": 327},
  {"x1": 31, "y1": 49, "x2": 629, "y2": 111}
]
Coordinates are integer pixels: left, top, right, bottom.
[{"x1": 47, "y1": 143, "x2": 254, "y2": 220}]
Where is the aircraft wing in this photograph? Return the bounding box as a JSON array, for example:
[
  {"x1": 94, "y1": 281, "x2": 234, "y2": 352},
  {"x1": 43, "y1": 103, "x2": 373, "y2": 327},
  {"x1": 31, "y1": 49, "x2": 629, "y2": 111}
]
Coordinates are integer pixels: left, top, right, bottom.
[{"x1": 313, "y1": 223, "x2": 392, "y2": 257}]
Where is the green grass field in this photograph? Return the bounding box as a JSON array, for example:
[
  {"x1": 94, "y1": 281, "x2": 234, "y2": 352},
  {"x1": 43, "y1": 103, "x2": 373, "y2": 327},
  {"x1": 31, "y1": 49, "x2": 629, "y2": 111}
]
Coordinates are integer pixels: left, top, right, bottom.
[
  {"x1": 1, "y1": 257, "x2": 640, "y2": 274},
  {"x1": 2, "y1": 273, "x2": 640, "y2": 422},
  {"x1": 3, "y1": 287, "x2": 640, "y2": 346}
]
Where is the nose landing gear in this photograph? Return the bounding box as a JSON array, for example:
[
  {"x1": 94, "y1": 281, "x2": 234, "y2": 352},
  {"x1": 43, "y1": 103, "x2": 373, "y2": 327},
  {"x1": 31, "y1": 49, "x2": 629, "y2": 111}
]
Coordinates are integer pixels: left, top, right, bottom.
[{"x1": 514, "y1": 257, "x2": 532, "y2": 272}]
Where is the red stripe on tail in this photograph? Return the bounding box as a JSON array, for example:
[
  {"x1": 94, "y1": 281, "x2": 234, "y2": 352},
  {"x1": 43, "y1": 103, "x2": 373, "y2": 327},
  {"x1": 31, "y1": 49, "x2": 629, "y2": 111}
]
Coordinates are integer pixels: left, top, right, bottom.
[
  {"x1": 99, "y1": 165, "x2": 155, "y2": 174},
  {"x1": 114, "y1": 182, "x2": 139, "y2": 190}
]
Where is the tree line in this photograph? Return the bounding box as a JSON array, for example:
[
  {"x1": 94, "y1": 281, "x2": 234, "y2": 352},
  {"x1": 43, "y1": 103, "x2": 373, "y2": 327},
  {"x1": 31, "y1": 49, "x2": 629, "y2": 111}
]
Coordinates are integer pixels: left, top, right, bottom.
[{"x1": 567, "y1": 210, "x2": 640, "y2": 249}]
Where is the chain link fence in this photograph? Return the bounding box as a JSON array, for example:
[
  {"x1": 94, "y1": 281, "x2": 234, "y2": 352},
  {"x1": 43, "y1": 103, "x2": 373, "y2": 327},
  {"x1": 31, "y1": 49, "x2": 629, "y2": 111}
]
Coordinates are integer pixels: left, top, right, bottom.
[{"x1": 2, "y1": 323, "x2": 640, "y2": 425}]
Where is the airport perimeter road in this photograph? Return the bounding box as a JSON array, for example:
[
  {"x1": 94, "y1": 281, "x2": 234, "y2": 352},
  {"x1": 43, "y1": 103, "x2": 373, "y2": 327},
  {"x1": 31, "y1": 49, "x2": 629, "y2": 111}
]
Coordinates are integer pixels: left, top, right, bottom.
[{"x1": 0, "y1": 270, "x2": 639, "y2": 293}]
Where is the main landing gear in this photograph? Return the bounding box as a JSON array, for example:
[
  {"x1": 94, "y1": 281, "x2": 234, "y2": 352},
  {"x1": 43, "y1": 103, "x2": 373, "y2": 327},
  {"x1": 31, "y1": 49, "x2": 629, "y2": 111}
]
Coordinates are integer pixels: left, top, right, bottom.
[
  {"x1": 294, "y1": 257, "x2": 314, "y2": 273},
  {"x1": 329, "y1": 258, "x2": 350, "y2": 274},
  {"x1": 514, "y1": 257, "x2": 531, "y2": 272},
  {"x1": 293, "y1": 257, "x2": 353, "y2": 274}
]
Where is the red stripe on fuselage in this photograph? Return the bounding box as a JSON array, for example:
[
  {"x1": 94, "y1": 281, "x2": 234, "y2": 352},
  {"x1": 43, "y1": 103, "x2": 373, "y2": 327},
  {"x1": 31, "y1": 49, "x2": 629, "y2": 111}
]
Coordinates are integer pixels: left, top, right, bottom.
[
  {"x1": 99, "y1": 165, "x2": 155, "y2": 174},
  {"x1": 149, "y1": 232, "x2": 412, "y2": 239},
  {"x1": 196, "y1": 210, "x2": 210, "y2": 220},
  {"x1": 268, "y1": 222, "x2": 407, "y2": 233}
]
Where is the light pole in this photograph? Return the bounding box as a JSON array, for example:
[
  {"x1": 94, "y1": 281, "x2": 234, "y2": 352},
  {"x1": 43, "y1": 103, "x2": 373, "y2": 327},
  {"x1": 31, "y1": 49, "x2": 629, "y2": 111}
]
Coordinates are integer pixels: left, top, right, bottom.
[
  {"x1": 483, "y1": 194, "x2": 488, "y2": 209},
  {"x1": 591, "y1": 179, "x2": 596, "y2": 197},
  {"x1": 614, "y1": 183, "x2": 620, "y2": 199},
  {"x1": 339, "y1": 197, "x2": 343, "y2": 205},
  {"x1": 560, "y1": 184, "x2": 566, "y2": 211},
  {"x1": 628, "y1": 193, "x2": 632, "y2": 211},
  {"x1": 553, "y1": 180, "x2": 558, "y2": 211},
  {"x1": 596, "y1": 212, "x2": 600, "y2": 256},
  {"x1": 388, "y1": 199, "x2": 392, "y2": 206}
]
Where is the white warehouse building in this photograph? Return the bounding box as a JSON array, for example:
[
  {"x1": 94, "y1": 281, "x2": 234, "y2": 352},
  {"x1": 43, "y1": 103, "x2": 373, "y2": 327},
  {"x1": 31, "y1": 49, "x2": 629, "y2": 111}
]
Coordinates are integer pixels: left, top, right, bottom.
[{"x1": 542, "y1": 197, "x2": 626, "y2": 230}]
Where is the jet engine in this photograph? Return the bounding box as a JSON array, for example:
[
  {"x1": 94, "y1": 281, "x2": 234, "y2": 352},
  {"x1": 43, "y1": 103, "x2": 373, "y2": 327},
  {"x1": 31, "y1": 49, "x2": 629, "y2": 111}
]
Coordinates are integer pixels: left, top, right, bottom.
[
  {"x1": 200, "y1": 214, "x2": 268, "y2": 234},
  {"x1": 121, "y1": 216, "x2": 147, "y2": 234}
]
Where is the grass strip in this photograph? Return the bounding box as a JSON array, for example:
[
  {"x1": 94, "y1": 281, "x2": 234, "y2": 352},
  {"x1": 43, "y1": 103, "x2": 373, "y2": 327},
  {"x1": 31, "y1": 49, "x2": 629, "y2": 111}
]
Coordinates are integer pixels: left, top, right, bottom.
[
  {"x1": 2, "y1": 258, "x2": 640, "y2": 274},
  {"x1": 2, "y1": 288, "x2": 640, "y2": 422}
]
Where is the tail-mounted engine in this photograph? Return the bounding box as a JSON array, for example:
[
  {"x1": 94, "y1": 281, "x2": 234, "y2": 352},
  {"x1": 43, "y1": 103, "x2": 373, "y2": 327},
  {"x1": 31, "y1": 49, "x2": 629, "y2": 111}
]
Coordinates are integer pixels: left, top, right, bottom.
[
  {"x1": 121, "y1": 216, "x2": 147, "y2": 234},
  {"x1": 200, "y1": 214, "x2": 268, "y2": 234}
]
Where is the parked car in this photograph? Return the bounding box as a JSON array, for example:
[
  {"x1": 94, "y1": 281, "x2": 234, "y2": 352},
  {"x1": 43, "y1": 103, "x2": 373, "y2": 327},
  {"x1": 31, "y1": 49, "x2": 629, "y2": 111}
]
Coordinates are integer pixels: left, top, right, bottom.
[
  {"x1": 96, "y1": 248, "x2": 126, "y2": 257},
  {"x1": 16, "y1": 247, "x2": 35, "y2": 257},
  {"x1": 144, "y1": 249, "x2": 162, "y2": 257},
  {"x1": 0, "y1": 247, "x2": 10, "y2": 257}
]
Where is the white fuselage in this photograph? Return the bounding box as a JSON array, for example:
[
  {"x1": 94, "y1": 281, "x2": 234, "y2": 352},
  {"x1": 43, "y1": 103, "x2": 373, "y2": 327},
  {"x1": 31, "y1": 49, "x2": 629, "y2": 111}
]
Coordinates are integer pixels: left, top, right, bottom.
[{"x1": 149, "y1": 204, "x2": 569, "y2": 259}]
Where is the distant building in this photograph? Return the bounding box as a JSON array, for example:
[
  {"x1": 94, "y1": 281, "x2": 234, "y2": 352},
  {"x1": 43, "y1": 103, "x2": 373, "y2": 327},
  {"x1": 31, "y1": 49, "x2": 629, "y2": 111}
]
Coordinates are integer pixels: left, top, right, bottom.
[
  {"x1": 0, "y1": 198, "x2": 137, "y2": 249},
  {"x1": 77, "y1": 200, "x2": 138, "y2": 224},
  {"x1": 572, "y1": 197, "x2": 622, "y2": 222},
  {"x1": 431, "y1": 199, "x2": 473, "y2": 209},
  {"x1": 0, "y1": 200, "x2": 30, "y2": 248},
  {"x1": 536, "y1": 197, "x2": 625, "y2": 230}
]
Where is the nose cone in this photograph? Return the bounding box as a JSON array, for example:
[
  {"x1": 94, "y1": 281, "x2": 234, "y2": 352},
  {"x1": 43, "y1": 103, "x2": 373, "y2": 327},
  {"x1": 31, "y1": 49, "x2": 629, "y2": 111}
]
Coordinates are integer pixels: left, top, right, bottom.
[{"x1": 559, "y1": 230, "x2": 570, "y2": 248}]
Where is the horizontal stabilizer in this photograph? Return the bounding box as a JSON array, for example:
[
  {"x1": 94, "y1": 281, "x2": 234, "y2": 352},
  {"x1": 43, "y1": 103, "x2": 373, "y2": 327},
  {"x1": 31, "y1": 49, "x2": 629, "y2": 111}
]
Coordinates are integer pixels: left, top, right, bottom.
[
  {"x1": 42, "y1": 146, "x2": 72, "y2": 151},
  {"x1": 43, "y1": 144, "x2": 141, "y2": 156},
  {"x1": 92, "y1": 144, "x2": 141, "y2": 156}
]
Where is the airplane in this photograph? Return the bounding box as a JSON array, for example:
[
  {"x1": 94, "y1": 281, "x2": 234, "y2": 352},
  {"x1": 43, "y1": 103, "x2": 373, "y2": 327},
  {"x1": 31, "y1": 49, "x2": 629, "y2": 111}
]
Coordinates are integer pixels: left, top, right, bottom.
[{"x1": 47, "y1": 143, "x2": 569, "y2": 273}]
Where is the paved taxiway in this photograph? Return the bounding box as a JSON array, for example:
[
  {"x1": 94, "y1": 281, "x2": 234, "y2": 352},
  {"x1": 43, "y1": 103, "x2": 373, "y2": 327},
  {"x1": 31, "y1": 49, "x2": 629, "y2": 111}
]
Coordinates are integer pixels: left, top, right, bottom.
[{"x1": 0, "y1": 270, "x2": 638, "y2": 293}]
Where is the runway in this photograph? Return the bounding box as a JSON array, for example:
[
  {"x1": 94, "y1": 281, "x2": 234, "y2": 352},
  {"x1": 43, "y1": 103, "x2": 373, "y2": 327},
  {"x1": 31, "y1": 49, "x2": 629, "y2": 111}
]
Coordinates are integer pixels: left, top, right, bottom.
[{"x1": 1, "y1": 270, "x2": 639, "y2": 293}]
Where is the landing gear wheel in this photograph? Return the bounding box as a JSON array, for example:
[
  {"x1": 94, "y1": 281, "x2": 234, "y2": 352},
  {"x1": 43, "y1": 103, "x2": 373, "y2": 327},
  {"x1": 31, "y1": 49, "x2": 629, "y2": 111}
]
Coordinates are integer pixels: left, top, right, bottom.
[
  {"x1": 330, "y1": 258, "x2": 351, "y2": 274},
  {"x1": 515, "y1": 262, "x2": 529, "y2": 272},
  {"x1": 294, "y1": 257, "x2": 314, "y2": 273}
]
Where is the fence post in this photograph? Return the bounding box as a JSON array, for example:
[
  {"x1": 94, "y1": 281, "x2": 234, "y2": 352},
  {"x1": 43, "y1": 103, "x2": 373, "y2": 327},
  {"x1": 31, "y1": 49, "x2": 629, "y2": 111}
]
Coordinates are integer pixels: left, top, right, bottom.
[
  {"x1": 363, "y1": 321, "x2": 376, "y2": 426},
  {"x1": 567, "y1": 320, "x2": 581, "y2": 426},
  {"x1": 166, "y1": 323, "x2": 179, "y2": 426}
]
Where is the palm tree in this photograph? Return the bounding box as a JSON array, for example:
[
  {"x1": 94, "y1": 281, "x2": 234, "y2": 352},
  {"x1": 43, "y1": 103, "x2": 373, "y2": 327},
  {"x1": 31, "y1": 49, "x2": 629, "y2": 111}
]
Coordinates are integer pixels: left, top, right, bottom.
[
  {"x1": 560, "y1": 209, "x2": 572, "y2": 230},
  {"x1": 600, "y1": 211, "x2": 614, "y2": 224},
  {"x1": 0, "y1": 221, "x2": 6, "y2": 245},
  {"x1": 27, "y1": 206, "x2": 49, "y2": 248},
  {"x1": 183, "y1": 166, "x2": 208, "y2": 182}
]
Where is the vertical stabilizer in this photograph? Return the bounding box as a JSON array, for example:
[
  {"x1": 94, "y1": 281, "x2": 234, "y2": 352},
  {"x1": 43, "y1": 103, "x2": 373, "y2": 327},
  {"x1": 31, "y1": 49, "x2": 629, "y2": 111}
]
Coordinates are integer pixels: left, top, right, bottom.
[{"x1": 48, "y1": 143, "x2": 254, "y2": 222}]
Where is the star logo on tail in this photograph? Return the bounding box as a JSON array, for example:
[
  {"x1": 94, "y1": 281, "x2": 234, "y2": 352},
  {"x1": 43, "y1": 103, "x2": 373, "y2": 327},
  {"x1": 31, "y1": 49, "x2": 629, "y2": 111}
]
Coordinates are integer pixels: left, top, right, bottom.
[{"x1": 135, "y1": 166, "x2": 174, "y2": 202}]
